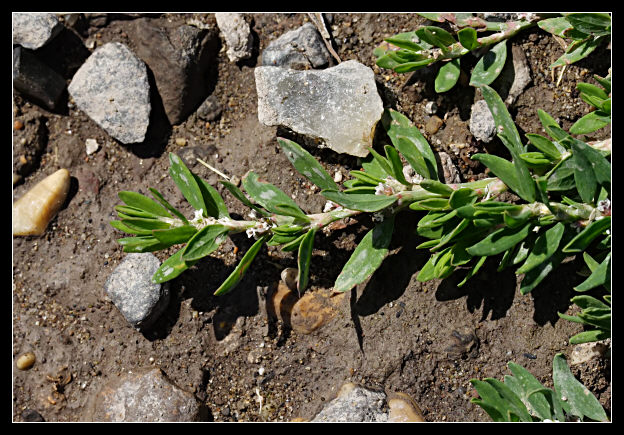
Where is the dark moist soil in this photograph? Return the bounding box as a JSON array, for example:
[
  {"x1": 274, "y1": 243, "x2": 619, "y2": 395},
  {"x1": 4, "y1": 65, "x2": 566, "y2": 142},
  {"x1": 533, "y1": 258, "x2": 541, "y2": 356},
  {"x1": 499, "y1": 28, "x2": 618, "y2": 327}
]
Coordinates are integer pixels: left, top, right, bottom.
[{"x1": 12, "y1": 13, "x2": 611, "y2": 422}]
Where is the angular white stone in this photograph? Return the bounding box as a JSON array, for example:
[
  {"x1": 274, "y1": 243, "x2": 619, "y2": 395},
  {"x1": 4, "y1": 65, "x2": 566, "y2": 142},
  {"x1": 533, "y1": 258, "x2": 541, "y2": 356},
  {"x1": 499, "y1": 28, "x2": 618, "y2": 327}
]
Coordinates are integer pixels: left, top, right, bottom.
[
  {"x1": 68, "y1": 42, "x2": 151, "y2": 144},
  {"x1": 13, "y1": 168, "x2": 70, "y2": 236},
  {"x1": 255, "y1": 60, "x2": 384, "y2": 157},
  {"x1": 13, "y1": 12, "x2": 63, "y2": 50},
  {"x1": 215, "y1": 13, "x2": 253, "y2": 63}
]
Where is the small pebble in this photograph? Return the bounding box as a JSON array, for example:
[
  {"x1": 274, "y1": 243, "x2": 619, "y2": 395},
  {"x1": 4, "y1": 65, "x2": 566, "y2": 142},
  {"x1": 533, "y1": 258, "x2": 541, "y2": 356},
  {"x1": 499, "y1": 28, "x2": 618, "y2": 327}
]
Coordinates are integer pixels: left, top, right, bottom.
[
  {"x1": 424, "y1": 101, "x2": 438, "y2": 115},
  {"x1": 425, "y1": 115, "x2": 444, "y2": 135},
  {"x1": 14, "y1": 120, "x2": 24, "y2": 130},
  {"x1": 175, "y1": 138, "x2": 187, "y2": 146},
  {"x1": 16, "y1": 352, "x2": 36, "y2": 370},
  {"x1": 333, "y1": 170, "x2": 343, "y2": 183},
  {"x1": 85, "y1": 138, "x2": 99, "y2": 155}
]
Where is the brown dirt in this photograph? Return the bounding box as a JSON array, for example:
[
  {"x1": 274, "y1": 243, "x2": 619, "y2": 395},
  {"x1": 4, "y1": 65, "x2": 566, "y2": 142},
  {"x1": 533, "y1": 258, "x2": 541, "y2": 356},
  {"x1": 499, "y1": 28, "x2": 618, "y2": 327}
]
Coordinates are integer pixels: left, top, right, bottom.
[{"x1": 12, "y1": 13, "x2": 611, "y2": 422}]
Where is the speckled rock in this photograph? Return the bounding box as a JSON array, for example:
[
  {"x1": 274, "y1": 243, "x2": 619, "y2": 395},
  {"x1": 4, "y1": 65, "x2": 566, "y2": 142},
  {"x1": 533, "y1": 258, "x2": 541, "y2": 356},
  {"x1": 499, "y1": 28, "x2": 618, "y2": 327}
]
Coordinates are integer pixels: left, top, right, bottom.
[
  {"x1": 13, "y1": 168, "x2": 70, "y2": 236},
  {"x1": 104, "y1": 253, "x2": 170, "y2": 330},
  {"x1": 261, "y1": 22, "x2": 330, "y2": 69},
  {"x1": 12, "y1": 12, "x2": 63, "y2": 50},
  {"x1": 312, "y1": 383, "x2": 388, "y2": 422},
  {"x1": 255, "y1": 60, "x2": 383, "y2": 157},
  {"x1": 469, "y1": 99, "x2": 496, "y2": 143},
  {"x1": 68, "y1": 42, "x2": 151, "y2": 144},
  {"x1": 215, "y1": 13, "x2": 253, "y2": 63},
  {"x1": 85, "y1": 368, "x2": 200, "y2": 422}
]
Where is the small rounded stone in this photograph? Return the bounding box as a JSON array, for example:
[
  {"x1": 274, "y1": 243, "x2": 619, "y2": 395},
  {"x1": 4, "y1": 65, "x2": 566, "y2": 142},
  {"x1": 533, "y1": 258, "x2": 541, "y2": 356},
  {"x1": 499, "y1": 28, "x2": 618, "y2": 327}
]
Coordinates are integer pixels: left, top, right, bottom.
[
  {"x1": 16, "y1": 352, "x2": 36, "y2": 370},
  {"x1": 14, "y1": 120, "x2": 24, "y2": 130}
]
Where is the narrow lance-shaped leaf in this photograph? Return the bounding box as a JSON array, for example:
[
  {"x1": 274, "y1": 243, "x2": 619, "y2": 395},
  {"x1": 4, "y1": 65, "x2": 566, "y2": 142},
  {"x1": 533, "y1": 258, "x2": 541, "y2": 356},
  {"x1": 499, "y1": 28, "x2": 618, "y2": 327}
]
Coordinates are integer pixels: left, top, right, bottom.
[
  {"x1": 152, "y1": 248, "x2": 198, "y2": 284},
  {"x1": 152, "y1": 225, "x2": 198, "y2": 246},
  {"x1": 182, "y1": 224, "x2": 229, "y2": 262},
  {"x1": 384, "y1": 145, "x2": 409, "y2": 185},
  {"x1": 242, "y1": 171, "x2": 308, "y2": 221},
  {"x1": 574, "y1": 253, "x2": 610, "y2": 292},
  {"x1": 278, "y1": 138, "x2": 340, "y2": 192},
  {"x1": 435, "y1": 58, "x2": 461, "y2": 93},
  {"x1": 562, "y1": 217, "x2": 610, "y2": 253},
  {"x1": 297, "y1": 229, "x2": 316, "y2": 293},
  {"x1": 334, "y1": 216, "x2": 395, "y2": 292},
  {"x1": 214, "y1": 234, "x2": 269, "y2": 296},
  {"x1": 168, "y1": 153, "x2": 206, "y2": 214},
  {"x1": 220, "y1": 180, "x2": 270, "y2": 217},
  {"x1": 569, "y1": 111, "x2": 611, "y2": 135},
  {"x1": 466, "y1": 222, "x2": 532, "y2": 257},
  {"x1": 118, "y1": 191, "x2": 172, "y2": 218},
  {"x1": 470, "y1": 40, "x2": 508, "y2": 87},
  {"x1": 192, "y1": 173, "x2": 230, "y2": 219},
  {"x1": 552, "y1": 353, "x2": 608, "y2": 421},
  {"x1": 149, "y1": 187, "x2": 189, "y2": 224},
  {"x1": 550, "y1": 36, "x2": 605, "y2": 68},
  {"x1": 505, "y1": 362, "x2": 553, "y2": 421},
  {"x1": 516, "y1": 222, "x2": 565, "y2": 275},
  {"x1": 480, "y1": 85, "x2": 523, "y2": 153}
]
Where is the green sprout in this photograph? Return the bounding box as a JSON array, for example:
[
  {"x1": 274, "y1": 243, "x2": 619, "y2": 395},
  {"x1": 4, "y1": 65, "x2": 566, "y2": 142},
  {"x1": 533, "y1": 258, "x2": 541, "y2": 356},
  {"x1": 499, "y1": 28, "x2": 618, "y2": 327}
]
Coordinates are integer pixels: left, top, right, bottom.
[
  {"x1": 470, "y1": 353, "x2": 608, "y2": 422},
  {"x1": 373, "y1": 13, "x2": 611, "y2": 93}
]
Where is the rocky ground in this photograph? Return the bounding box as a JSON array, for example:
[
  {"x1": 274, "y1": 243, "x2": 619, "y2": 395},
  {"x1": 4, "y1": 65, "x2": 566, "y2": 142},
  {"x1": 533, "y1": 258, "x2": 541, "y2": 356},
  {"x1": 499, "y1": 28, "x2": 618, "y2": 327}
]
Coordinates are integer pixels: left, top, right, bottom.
[{"x1": 12, "y1": 13, "x2": 611, "y2": 422}]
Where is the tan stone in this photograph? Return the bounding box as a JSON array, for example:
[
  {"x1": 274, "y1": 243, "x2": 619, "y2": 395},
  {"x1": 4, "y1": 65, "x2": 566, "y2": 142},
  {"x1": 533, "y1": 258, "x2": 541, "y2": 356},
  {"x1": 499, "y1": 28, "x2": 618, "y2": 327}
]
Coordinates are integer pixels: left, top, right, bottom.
[
  {"x1": 268, "y1": 282, "x2": 346, "y2": 334},
  {"x1": 13, "y1": 168, "x2": 70, "y2": 236},
  {"x1": 387, "y1": 392, "x2": 425, "y2": 422}
]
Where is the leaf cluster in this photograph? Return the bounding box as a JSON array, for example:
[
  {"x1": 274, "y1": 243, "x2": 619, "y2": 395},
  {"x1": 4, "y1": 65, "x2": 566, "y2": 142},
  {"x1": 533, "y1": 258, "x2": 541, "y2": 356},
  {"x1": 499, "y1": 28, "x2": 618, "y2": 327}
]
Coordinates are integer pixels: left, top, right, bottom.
[
  {"x1": 471, "y1": 353, "x2": 608, "y2": 421},
  {"x1": 570, "y1": 72, "x2": 611, "y2": 135}
]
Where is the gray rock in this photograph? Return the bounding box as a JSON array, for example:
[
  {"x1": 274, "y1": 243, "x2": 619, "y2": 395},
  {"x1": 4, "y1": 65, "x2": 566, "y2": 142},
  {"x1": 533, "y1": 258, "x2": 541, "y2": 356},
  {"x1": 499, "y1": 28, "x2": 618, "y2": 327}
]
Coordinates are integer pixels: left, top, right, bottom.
[
  {"x1": 215, "y1": 13, "x2": 253, "y2": 63},
  {"x1": 124, "y1": 18, "x2": 219, "y2": 125},
  {"x1": 12, "y1": 12, "x2": 63, "y2": 50},
  {"x1": 469, "y1": 99, "x2": 496, "y2": 143},
  {"x1": 13, "y1": 46, "x2": 66, "y2": 110},
  {"x1": 104, "y1": 253, "x2": 170, "y2": 330},
  {"x1": 255, "y1": 60, "x2": 383, "y2": 157},
  {"x1": 438, "y1": 151, "x2": 462, "y2": 184},
  {"x1": 196, "y1": 94, "x2": 222, "y2": 122},
  {"x1": 312, "y1": 383, "x2": 388, "y2": 422},
  {"x1": 68, "y1": 42, "x2": 151, "y2": 144},
  {"x1": 504, "y1": 45, "x2": 532, "y2": 105},
  {"x1": 261, "y1": 22, "x2": 330, "y2": 69},
  {"x1": 85, "y1": 368, "x2": 200, "y2": 422}
]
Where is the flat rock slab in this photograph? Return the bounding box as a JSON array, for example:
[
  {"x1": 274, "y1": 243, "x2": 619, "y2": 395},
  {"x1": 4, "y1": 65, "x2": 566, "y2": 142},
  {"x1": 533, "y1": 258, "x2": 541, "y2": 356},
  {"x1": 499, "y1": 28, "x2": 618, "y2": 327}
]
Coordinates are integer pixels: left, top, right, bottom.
[
  {"x1": 215, "y1": 13, "x2": 253, "y2": 63},
  {"x1": 85, "y1": 368, "x2": 200, "y2": 422},
  {"x1": 104, "y1": 253, "x2": 170, "y2": 330},
  {"x1": 261, "y1": 22, "x2": 330, "y2": 69},
  {"x1": 13, "y1": 46, "x2": 66, "y2": 111},
  {"x1": 68, "y1": 42, "x2": 151, "y2": 144},
  {"x1": 255, "y1": 60, "x2": 383, "y2": 157},
  {"x1": 312, "y1": 383, "x2": 388, "y2": 422},
  {"x1": 13, "y1": 12, "x2": 63, "y2": 50}
]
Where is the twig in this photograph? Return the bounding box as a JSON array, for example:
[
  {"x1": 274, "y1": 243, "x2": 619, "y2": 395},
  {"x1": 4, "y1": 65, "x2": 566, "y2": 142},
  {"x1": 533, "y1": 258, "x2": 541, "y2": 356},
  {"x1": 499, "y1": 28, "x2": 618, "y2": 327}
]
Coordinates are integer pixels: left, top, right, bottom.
[
  {"x1": 196, "y1": 158, "x2": 230, "y2": 181},
  {"x1": 307, "y1": 13, "x2": 342, "y2": 63}
]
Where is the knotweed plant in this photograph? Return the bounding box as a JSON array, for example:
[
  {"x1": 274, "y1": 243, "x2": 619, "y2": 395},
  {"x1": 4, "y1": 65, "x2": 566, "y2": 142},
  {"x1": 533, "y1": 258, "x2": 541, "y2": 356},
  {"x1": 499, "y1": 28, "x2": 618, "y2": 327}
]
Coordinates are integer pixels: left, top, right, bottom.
[
  {"x1": 374, "y1": 13, "x2": 611, "y2": 93},
  {"x1": 470, "y1": 353, "x2": 608, "y2": 422},
  {"x1": 110, "y1": 86, "x2": 611, "y2": 318}
]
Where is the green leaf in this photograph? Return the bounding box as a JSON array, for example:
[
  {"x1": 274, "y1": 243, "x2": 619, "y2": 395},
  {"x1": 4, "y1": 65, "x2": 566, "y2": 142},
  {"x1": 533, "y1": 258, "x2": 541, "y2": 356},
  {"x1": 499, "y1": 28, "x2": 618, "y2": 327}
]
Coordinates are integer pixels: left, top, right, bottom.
[
  {"x1": 349, "y1": 170, "x2": 384, "y2": 186},
  {"x1": 278, "y1": 138, "x2": 340, "y2": 192},
  {"x1": 519, "y1": 250, "x2": 565, "y2": 295},
  {"x1": 552, "y1": 353, "x2": 608, "y2": 421},
  {"x1": 471, "y1": 154, "x2": 522, "y2": 196},
  {"x1": 213, "y1": 234, "x2": 269, "y2": 296},
  {"x1": 565, "y1": 13, "x2": 611, "y2": 36},
  {"x1": 419, "y1": 179, "x2": 454, "y2": 196},
  {"x1": 538, "y1": 16, "x2": 575, "y2": 37},
  {"x1": 562, "y1": 217, "x2": 610, "y2": 253},
  {"x1": 273, "y1": 203, "x2": 311, "y2": 223},
  {"x1": 393, "y1": 58, "x2": 436, "y2": 73},
  {"x1": 569, "y1": 111, "x2": 611, "y2": 135},
  {"x1": 152, "y1": 225, "x2": 198, "y2": 246},
  {"x1": 115, "y1": 205, "x2": 162, "y2": 219},
  {"x1": 574, "y1": 253, "x2": 610, "y2": 292},
  {"x1": 550, "y1": 36, "x2": 604, "y2": 68},
  {"x1": 192, "y1": 174, "x2": 230, "y2": 219},
  {"x1": 470, "y1": 40, "x2": 507, "y2": 87},
  {"x1": 242, "y1": 171, "x2": 307, "y2": 219},
  {"x1": 384, "y1": 145, "x2": 409, "y2": 185},
  {"x1": 120, "y1": 217, "x2": 171, "y2": 232},
  {"x1": 181, "y1": 224, "x2": 229, "y2": 262},
  {"x1": 497, "y1": 133, "x2": 536, "y2": 202},
  {"x1": 593, "y1": 74, "x2": 611, "y2": 94},
  {"x1": 149, "y1": 188, "x2": 189, "y2": 224},
  {"x1": 525, "y1": 134, "x2": 562, "y2": 161},
  {"x1": 297, "y1": 229, "x2": 316, "y2": 293},
  {"x1": 576, "y1": 82, "x2": 609, "y2": 101},
  {"x1": 280, "y1": 233, "x2": 306, "y2": 252},
  {"x1": 568, "y1": 330, "x2": 610, "y2": 345},
  {"x1": 480, "y1": 85, "x2": 523, "y2": 153},
  {"x1": 384, "y1": 31, "x2": 429, "y2": 51},
  {"x1": 334, "y1": 216, "x2": 395, "y2": 292},
  {"x1": 168, "y1": 153, "x2": 206, "y2": 214},
  {"x1": 466, "y1": 222, "x2": 532, "y2": 257},
  {"x1": 435, "y1": 58, "x2": 461, "y2": 92},
  {"x1": 410, "y1": 198, "x2": 450, "y2": 211},
  {"x1": 118, "y1": 191, "x2": 172, "y2": 218},
  {"x1": 416, "y1": 254, "x2": 437, "y2": 282},
  {"x1": 470, "y1": 379, "x2": 531, "y2": 422},
  {"x1": 321, "y1": 190, "x2": 397, "y2": 212},
  {"x1": 152, "y1": 248, "x2": 198, "y2": 284},
  {"x1": 457, "y1": 27, "x2": 478, "y2": 50},
  {"x1": 516, "y1": 223, "x2": 565, "y2": 274},
  {"x1": 117, "y1": 235, "x2": 169, "y2": 253},
  {"x1": 220, "y1": 180, "x2": 270, "y2": 217},
  {"x1": 110, "y1": 219, "x2": 152, "y2": 236},
  {"x1": 546, "y1": 158, "x2": 576, "y2": 191},
  {"x1": 384, "y1": 110, "x2": 438, "y2": 180},
  {"x1": 537, "y1": 109, "x2": 569, "y2": 143},
  {"x1": 506, "y1": 362, "x2": 553, "y2": 421},
  {"x1": 449, "y1": 188, "x2": 478, "y2": 209},
  {"x1": 415, "y1": 26, "x2": 456, "y2": 51}
]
